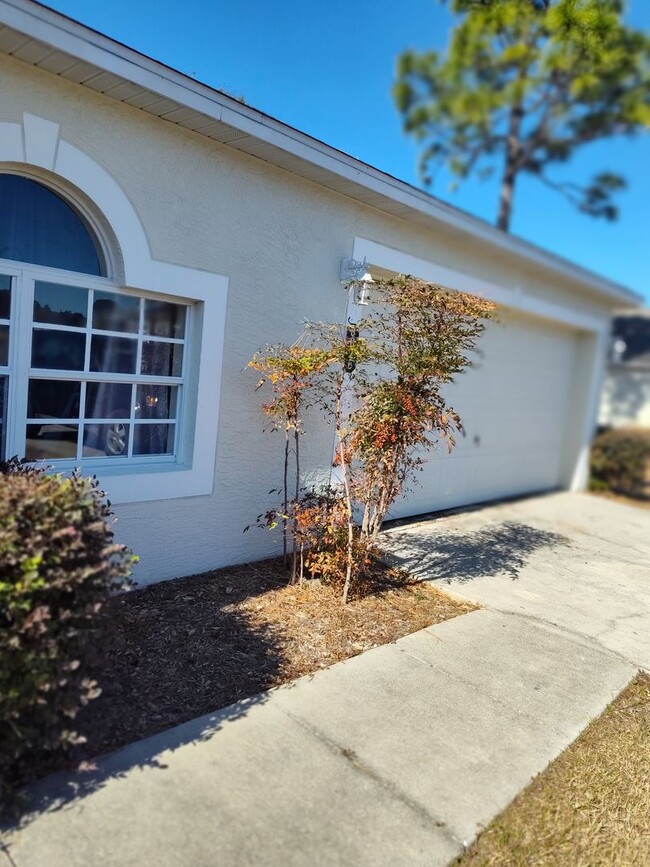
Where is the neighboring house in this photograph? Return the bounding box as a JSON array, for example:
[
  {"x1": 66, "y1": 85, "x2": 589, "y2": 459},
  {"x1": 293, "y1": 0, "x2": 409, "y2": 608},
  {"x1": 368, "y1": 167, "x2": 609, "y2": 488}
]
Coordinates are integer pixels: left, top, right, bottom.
[
  {"x1": 599, "y1": 310, "x2": 650, "y2": 429},
  {"x1": 0, "y1": 0, "x2": 642, "y2": 584}
]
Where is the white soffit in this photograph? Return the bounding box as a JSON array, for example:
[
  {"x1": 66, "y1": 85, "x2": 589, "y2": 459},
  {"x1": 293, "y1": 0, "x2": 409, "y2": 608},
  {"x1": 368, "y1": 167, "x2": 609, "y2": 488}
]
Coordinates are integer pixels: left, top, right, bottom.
[{"x1": 0, "y1": 0, "x2": 641, "y2": 307}]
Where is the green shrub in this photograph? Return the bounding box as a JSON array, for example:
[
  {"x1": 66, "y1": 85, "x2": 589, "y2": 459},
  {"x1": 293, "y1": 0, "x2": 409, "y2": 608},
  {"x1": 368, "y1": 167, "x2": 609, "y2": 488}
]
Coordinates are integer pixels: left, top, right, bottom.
[
  {"x1": 590, "y1": 428, "x2": 650, "y2": 498},
  {"x1": 0, "y1": 462, "x2": 134, "y2": 803}
]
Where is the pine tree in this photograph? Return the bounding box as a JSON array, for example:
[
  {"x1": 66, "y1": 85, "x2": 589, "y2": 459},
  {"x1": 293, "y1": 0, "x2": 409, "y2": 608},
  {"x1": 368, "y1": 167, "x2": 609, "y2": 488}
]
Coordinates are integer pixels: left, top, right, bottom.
[{"x1": 394, "y1": 0, "x2": 649, "y2": 231}]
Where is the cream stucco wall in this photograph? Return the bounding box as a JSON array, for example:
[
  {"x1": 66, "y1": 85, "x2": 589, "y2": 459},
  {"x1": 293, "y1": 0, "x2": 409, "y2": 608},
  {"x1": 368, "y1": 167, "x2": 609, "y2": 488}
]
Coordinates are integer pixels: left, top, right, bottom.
[{"x1": 0, "y1": 53, "x2": 618, "y2": 583}]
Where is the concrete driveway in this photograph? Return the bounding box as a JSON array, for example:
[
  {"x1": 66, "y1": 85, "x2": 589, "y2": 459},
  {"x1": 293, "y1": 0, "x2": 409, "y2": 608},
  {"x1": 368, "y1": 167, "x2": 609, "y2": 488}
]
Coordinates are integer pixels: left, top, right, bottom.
[
  {"x1": 384, "y1": 491, "x2": 650, "y2": 670},
  {"x1": 2, "y1": 493, "x2": 648, "y2": 867}
]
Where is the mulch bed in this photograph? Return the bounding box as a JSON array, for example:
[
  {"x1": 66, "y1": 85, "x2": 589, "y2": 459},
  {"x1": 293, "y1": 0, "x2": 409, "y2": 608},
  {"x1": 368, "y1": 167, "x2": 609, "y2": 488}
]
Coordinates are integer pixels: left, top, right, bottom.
[{"x1": 75, "y1": 558, "x2": 476, "y2": 761}]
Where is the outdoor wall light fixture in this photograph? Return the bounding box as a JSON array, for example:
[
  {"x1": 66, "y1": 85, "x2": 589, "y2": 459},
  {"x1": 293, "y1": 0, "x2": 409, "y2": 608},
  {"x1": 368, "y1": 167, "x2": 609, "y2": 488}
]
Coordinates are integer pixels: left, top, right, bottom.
[{"x1": 340, "y1": 256, "x2": 374, "y2": 306}]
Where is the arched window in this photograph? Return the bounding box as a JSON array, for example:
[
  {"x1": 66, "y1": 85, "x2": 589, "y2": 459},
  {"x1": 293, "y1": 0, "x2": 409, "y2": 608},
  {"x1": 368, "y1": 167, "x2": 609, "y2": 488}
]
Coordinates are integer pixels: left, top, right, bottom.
[
  {"x1": 0, "y1": 174, "x2": 188, "y2": 465},
  {"x1": 0, "y1": 174, "x2": 105, "y2": 276}
]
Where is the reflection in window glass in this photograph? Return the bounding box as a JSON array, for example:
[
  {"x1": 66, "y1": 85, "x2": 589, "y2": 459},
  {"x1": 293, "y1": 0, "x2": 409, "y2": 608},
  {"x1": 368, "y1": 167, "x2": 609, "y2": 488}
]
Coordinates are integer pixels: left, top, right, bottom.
[
  {"x1": 85, "y1": 382, "x2": 133, "y2": 419},
  {"x1": 134, "y1": 424, "x2": 174, "y2": 456},
  {"x1": 0, "y1": 325, "x2": 8, "y2": 366},
  {"x1": 25, "y1": 423, "x2": 79, "y2": 460},
  {"x1": 34, "y1": 282, "x2": 88, "y2": 327},
  {"x1": 93, "y1": 291, "x2": 140, "y2": 333},
  {"x1": 32, "y1": 329, "x2": 86, "y2": 370},
  {"x1": 28, "y1": 379, "x2": 81, "y2": 420},
  {"x1": 135, "y1": 384, "x2": 178, "y2": 420},
  {"x1": 141, "y1": 341, "x2": 183, "y2": 377},
  {"x1": 0, "y1": 274, "x2": 11, "y2": 320},
  {"x1": 84, "y1": 422, "x2": 129, "y2": 457},
  {"x1": 0, "y1": 376, "x2": 6, "y2": 457},
  {"x1": 90, "y1": 335, "x2": 138, "y2": 374},
  {"x1": 144, "y1": 299, "x2": 186, "y2": 338}
]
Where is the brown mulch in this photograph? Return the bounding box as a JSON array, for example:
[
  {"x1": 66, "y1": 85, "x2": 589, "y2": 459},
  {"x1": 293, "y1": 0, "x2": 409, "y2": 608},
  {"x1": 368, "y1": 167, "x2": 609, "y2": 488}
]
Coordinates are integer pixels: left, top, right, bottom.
[{"x1": 75, "y1": 559, "x2": 476, "y2": 761}]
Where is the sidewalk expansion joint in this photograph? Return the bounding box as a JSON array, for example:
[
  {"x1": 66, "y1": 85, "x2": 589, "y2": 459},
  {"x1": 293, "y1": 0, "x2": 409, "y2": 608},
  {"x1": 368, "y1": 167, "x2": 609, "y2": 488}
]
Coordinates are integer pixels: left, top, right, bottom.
[
  {"x1": 0, "y1": 843, "x2": 19, "y2": 867},
  {"x1": 275, "y1": 703, "x2": 463, "y2": 851},
  {"x1": 480, "y1": 606, "x2": 640, "y2": 669},
  {"x1": 391, "y1": 643, "x2": 569, "y2": 740}
]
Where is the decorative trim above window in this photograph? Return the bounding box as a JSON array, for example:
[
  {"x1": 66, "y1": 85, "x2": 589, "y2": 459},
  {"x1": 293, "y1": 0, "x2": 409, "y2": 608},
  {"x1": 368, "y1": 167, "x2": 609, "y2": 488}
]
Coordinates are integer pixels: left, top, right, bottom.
[{"x1": 0, "y1": 114, "x2": 228, "y2": 504}]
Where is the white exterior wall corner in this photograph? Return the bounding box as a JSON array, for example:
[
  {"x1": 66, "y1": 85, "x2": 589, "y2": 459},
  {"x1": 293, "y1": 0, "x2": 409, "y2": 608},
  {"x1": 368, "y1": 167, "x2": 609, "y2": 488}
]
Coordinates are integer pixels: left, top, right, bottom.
[
  {"x1": 0, "y1": 50, "x2": 633, "y2": 584},
  {"x1": 600, "y1": 367, "x2": 650, "y2": 428}
]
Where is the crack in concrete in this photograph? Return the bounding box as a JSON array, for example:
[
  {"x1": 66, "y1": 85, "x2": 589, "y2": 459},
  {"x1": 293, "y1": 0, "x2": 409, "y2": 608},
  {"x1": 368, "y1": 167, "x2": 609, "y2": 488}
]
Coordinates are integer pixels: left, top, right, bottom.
[
  {"x1": 467, "y1": 605, "x2": 641, "y2": 670},
  {"x1": 0, "y1": 843, "x2": 19, "y2": 867},
  {"x1": 274, "y1": 703, "x2": 463, "y2": 853},
  {"x1": 391, "y1": 639, "x2": 589, "y2": 743}
]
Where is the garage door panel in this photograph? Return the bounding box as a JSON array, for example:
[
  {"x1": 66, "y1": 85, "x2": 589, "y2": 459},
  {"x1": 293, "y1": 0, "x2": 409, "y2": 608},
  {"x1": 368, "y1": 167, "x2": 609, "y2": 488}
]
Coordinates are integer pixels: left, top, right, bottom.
[{"x1": 390, "y1": 312, "x2": 579, "y2": 520}]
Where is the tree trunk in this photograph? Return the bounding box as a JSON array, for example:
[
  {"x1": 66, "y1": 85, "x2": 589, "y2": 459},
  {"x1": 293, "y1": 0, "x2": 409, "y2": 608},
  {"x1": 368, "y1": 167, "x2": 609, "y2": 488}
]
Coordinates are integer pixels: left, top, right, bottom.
[
  {"x1": 497, "y1": 162, "x2": 516, "y2": 232},
  {"x1": 497, "y1": 101, "x2": 524, "y2": 232},
  {"x1": 291, "y1": 427, "x2": 300, "y2": 583}
]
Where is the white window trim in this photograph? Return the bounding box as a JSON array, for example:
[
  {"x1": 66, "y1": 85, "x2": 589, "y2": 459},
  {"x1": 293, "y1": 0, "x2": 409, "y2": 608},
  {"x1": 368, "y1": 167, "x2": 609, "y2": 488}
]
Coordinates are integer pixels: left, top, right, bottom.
[{"x1": 0, "y1": 113, "x2": 228, "y2": 504}]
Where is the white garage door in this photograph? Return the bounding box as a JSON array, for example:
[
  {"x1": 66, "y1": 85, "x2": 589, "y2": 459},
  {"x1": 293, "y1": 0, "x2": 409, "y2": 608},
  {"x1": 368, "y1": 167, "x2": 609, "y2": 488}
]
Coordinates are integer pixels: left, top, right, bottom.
[{"x1": 389, "y1": 309, "x2": 579, "y2": 519}]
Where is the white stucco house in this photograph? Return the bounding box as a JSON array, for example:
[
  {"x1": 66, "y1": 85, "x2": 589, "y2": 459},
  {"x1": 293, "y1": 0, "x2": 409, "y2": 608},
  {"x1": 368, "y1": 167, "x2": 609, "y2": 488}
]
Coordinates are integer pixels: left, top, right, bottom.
[
  {"x1": 599, "y1": 310, "x2": 650, "y2": 429},
  {"x1": 0, "y1": 0, "x2": 642, "y2": 584}
]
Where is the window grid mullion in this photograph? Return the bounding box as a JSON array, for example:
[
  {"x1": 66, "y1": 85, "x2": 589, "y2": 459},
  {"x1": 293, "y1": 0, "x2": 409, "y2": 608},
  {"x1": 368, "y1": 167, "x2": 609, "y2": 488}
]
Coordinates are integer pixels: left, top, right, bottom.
[
  {"x1": 28, "y1": 370, "x2": 184, "y2": 385},
  {"x1": 78, "y1": 380, "x2": 87, "y2": 462},
  {"x1": 127, "y1": 382, "x2": 135, "y2": 458}
]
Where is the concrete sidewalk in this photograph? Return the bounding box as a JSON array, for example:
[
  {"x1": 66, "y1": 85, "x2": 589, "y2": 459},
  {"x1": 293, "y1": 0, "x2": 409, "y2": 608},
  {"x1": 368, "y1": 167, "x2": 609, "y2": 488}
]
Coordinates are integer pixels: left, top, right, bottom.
[
  {"x1": 2, "y1": 493, "x2": 647, "y2": 867},
  {"x1": 384, "y1": 491, "x2": 650, "y2": 669}
]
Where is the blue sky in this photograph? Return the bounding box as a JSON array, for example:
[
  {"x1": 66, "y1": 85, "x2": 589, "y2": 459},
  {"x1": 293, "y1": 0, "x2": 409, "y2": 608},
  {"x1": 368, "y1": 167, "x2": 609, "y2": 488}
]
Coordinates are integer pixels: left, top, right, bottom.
[{"x1": 45, "y1": 0, "x2": 650, "y2": 303}]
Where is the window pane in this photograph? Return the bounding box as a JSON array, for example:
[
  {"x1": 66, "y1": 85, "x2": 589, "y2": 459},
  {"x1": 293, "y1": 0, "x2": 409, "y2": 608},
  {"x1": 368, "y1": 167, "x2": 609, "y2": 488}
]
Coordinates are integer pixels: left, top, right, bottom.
[
  {"x1": 93, "y1": 291, "x2": 140, "y2": 333},
  {"x1": 34, "y1": 281, "x2": 88, "y2": 327},
  {"x1": 32, "y1": 329, "x2": 86, "y2": 370},
  {"x1": 26, "y1": 423, "x2": 79, "y2": 460},
  {"x1": 90, "y1": 335, "x2": 137, "y2": 374},
  {"x1": 83, "y1": 422, "x2": 129, "y2": 457},
  {"x1": 0, "y1": 175, "x2": 103, "y2": 275},
  {"x1": 28, "y1": 379, "x2": 81, "y2": 420},
  {"x1": 144, "y1": 299, "x2": 186, "y2": 338},
  {"x1": 0, "y1": 274, "x2": 11, "y2": 320},
  {"x1": 0, "y1": 325, "x2": 8, "y2": 366},
  {"x1": 141, "y1": 341, "x2": 183, "y2": 377},
  {"x1": 85, "y1": 382, "x2": 132, "y2": 419},
  {"x1": 133, "y1": 424, "x2": 174, "y2": 456},
  {"x1": 135, "y1": 384, "x2": 178, "y2": 420}
]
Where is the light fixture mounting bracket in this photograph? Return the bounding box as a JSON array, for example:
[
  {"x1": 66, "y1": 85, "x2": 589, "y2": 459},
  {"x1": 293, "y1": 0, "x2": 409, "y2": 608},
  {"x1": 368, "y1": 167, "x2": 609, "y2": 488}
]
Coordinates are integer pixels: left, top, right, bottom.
[{"x1": 340, "y1": 256, "x2": 369, "y2": 283}]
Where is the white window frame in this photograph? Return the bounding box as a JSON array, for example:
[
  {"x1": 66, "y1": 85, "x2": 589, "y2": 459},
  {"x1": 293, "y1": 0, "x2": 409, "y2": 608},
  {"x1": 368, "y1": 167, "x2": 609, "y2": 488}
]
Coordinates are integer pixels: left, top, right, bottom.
[
  {"x1": 0, "y1": 113, "x2": 228, "y2": 504},
  {"x1": 1, "y1": 256, "x2": 227, "y2": 503},
  {"x1": 4, "y1": 263, "x2": 189, "y2": 464}
]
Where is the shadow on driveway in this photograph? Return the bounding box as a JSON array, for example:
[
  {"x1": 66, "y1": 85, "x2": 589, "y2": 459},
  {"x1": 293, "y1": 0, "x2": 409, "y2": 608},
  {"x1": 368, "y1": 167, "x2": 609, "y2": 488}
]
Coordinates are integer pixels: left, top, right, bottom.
[{"x1": 384, "y1": 521, "x2": 569, "y2": 583}]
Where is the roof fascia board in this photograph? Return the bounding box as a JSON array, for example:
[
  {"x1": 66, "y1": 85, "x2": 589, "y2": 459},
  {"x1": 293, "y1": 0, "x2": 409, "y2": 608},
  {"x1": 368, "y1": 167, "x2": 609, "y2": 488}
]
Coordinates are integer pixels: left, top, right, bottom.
[{"x1": 1, "y1": 0, "x2": 642, "y2": 307}]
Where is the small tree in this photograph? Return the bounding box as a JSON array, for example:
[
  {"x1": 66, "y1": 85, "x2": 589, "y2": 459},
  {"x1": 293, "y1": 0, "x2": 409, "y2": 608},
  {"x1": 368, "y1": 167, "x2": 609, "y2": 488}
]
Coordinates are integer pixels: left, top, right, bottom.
[
  {"x1": 249, "y1": 277, "x2": 494, "y2": 601},
  {"x1": 394, "y1": 0, "x2": 650, "y2": 231},
  {"x1": 351, "y1": 278, "x2": 494, "y2": 541},
  {"x1": 248, "y1": 343, "x2": 334, "y2": 576}
]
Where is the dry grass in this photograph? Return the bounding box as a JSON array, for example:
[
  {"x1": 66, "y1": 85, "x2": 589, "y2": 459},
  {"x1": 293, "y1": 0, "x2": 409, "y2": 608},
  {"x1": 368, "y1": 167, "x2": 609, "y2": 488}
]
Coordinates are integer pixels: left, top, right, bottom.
[
  {"x1": 75, "y1": 559, "x2": 476, "y2": 762},
  {"x1": 458, "y1": 672, "x2": 650, "y2": 866}
]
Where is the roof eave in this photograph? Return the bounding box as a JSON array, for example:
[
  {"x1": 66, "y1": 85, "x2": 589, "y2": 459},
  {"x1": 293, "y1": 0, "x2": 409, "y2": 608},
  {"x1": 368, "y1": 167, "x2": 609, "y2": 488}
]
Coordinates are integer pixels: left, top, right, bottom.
[{"x1": 0, "y1": 0, "x2": 643, "y2": 308}]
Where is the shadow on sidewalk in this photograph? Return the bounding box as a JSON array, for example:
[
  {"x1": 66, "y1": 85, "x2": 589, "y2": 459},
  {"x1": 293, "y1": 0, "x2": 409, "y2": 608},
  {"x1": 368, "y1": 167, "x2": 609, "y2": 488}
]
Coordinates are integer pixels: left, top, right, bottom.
[{"x1": 384, "y1": 521, "x2": 569, "y2": 583}]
